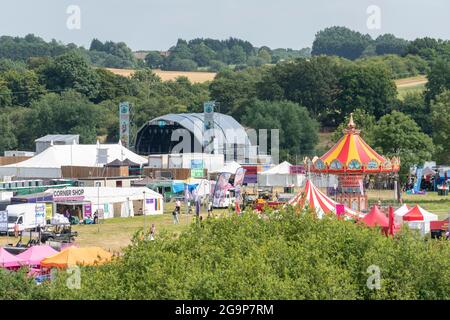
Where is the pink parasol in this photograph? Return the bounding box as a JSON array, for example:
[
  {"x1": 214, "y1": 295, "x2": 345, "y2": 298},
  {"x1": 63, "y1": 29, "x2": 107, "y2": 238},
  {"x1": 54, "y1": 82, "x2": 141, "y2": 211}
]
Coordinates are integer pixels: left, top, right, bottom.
[
  {"x1": 0, "y1": 247, "x2": 25, "y2": 268},
  {"x1": 16, "y1": 245, "x2": 58, "y2": 266}
]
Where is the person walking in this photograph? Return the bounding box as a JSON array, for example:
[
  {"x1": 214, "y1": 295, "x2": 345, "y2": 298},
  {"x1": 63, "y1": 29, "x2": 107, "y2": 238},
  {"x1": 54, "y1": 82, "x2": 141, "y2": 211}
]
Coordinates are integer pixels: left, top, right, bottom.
[
  {"x1": 175, "y1": 199, "x2": 181, "y2": 214},
  {"x1": 207, "y1": 201, "x2": 213, "y2": 218},
  {"x1": 172, "y1": 208, "x2": 179, "y2": 224}
]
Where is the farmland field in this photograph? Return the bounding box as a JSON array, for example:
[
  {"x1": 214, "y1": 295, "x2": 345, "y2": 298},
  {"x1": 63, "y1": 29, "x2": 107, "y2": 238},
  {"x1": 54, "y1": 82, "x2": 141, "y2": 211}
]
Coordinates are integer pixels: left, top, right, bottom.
[
  {"x1": 395, "y1": 75, "x2": 427, "y2": 100},
  {"x1": 105, "y1": 67, "x2": 217, "y2": 83}
]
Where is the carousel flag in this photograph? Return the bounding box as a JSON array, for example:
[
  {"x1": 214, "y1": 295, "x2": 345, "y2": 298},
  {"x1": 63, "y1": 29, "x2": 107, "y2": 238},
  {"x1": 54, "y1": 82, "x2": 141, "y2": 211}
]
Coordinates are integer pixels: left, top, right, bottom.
[
  {"x1": 213, "y1": 172, "x2": 232, "y2": 208},
  {"x1": 388, "y1": 206, "x2": 395, "y2": 236}
]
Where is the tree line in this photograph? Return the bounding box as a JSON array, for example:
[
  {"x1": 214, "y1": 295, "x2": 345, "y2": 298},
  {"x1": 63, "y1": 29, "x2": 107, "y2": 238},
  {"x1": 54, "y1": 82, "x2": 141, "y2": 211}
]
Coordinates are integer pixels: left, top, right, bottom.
[{"x1": 0, "y1": 29, "x2": 449, "y2": 170}]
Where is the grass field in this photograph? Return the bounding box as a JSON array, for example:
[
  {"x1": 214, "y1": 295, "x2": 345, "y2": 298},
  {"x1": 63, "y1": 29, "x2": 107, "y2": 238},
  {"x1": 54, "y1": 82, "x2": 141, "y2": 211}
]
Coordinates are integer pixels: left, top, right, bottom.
[
  {"x1": 105, "y1": 68, "x2": 216, "y2": 83},
  {"x1": 0, "y1": 202, "x2": 228, "y2": 253}
]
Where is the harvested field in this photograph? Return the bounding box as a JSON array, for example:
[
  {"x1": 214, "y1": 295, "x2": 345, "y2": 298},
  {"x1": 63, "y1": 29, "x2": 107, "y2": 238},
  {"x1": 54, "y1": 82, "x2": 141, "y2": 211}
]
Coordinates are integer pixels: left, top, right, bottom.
[{"x1": 105, "y1": 68, "x2": 216, "y2": 83}]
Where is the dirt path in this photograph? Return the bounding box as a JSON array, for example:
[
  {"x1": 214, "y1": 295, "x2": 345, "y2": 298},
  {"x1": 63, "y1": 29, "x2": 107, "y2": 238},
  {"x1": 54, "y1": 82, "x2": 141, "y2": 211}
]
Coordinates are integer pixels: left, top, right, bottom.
[{"x1": 395, "y1": 75, "x2": 428, "y2": 88}]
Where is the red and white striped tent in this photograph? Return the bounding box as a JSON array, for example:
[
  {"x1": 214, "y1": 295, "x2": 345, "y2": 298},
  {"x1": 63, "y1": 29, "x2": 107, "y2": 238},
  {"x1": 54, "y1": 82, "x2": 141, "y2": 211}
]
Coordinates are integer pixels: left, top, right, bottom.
[
  {"x1": 402, "y1": 205, "x2": 438, "y2": 222},
  {"x1": 288, "y1": 179, "x2": 362, "y2": 219},
  {"x1": 401, "y1": 205, "x2": 438, "y2": 235}
]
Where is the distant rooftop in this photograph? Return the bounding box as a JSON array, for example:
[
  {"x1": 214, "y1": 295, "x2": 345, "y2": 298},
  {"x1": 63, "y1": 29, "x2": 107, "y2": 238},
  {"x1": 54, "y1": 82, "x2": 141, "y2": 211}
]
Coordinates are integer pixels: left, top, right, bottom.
[{"x1": 35, "y1": 134, "x2": 79, "y2": 142}]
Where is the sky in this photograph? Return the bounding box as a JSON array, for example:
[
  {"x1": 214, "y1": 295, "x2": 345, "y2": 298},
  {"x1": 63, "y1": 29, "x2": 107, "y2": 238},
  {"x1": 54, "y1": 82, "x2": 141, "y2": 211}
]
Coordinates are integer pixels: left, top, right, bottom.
[{"x1": 0, "y1": 0, "x2": 448, "y2": 51}]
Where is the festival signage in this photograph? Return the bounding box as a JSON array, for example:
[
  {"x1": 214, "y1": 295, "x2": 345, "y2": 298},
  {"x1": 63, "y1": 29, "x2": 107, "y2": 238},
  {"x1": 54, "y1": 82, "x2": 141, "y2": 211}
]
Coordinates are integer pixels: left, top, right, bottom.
[
  {"x1": 35, "y1": 203, "x2": 46, "y2": 226},
  {"x1": 0, "y1": 211, "x2": 7, "y2": 233},
  {"x1": 233, "y1": 167, "x2": 246, "y2": 207},
  {"x1": 190, "y1": 159, "x2": 204, "y2": 169},
  {"x1": 242, "y1": 165, "x2": 257, "y2": 184},
  {"x1": 212, "y1": 172, "x2": 232, "y2": 207},
  {"x1": 45, "y1": 203, "x2": 53, "y2": 221},
  {"x1": 146, "y1": 198, "x2": 156, "y2": 212},
  {"x1": 84, "y1": 203, "x2": 92, "y2": 218},
  {"x1": 203, "y1": 101, "x2": 215, "y2": 150},
  {"x1": 52, "y1": 188, "x2": 85, "y2": 201},
  {"x1": 290, "y1": 165, "x2": 305, "y2": 174},
  {"x1": 119, "y1": 102, "x2": 130, "y2": 148},
  {"x1": 190, "y1": 169, "x2": 204, "y2": 178},
  {"x1": 336, "y1": 204, "x2": 345, "y2": 218}
]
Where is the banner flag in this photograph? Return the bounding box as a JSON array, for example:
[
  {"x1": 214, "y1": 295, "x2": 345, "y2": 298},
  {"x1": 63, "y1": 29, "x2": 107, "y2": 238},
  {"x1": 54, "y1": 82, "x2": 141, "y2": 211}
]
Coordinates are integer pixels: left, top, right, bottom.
[{"x1": 213, "y1": 172, "x2": 231, "y2": 207}]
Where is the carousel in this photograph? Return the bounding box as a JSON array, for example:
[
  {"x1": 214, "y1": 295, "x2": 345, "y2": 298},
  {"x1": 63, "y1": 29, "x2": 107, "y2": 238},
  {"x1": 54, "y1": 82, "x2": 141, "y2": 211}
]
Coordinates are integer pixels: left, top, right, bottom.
[{"x1": 307, "y1": 114, "x2": 400, "y2": 212}]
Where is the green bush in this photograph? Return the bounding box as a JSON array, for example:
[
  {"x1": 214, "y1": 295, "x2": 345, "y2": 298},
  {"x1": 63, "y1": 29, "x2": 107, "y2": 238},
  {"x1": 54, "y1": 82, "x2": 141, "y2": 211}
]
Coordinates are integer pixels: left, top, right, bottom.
[{"x1": 1, "y1": 208, "x2": 449, "y2": 299}]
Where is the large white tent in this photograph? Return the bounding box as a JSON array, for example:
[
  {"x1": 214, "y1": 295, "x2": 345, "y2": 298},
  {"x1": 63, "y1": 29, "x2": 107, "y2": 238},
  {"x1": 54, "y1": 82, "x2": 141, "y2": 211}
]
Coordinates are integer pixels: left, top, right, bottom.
[
  {"x1": 48, "y1": 186, "x2": 163, "y2": 218},
  {"x1": 258, "y1": 161, "x2": 305, "y2": 187},
  {"x1": 0, "y1": 142, "x2": 147, "y2": 179}
]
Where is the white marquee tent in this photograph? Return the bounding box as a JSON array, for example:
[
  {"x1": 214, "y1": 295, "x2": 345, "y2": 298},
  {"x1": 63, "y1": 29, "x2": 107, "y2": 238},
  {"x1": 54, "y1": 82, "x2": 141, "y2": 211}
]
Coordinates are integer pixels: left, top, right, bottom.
[
  {"x1": 394, "y1": 204, "x2": 411, "y2": 224},
  {"x1": 48, "y1": 186, "x2": 163, "y2": 218},
  {"x1": 0, "y1": 142, "x2": 147, "y2": 179},
  {"x1": 258, "y1": 161, "x2": 305, "y2": 187},
  {"x1": 401, "y1": 205, "x2": 438, "y2": 235}
]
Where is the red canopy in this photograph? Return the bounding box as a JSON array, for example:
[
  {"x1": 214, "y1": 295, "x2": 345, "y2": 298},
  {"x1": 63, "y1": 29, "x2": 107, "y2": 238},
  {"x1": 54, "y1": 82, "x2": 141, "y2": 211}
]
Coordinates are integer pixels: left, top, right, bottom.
[
  {"x1": 402, "y1": 205, "x2": 438, "y2": 222},
  {"x1": 362, "y1": 205, "x2": 389, "y2": 228}
]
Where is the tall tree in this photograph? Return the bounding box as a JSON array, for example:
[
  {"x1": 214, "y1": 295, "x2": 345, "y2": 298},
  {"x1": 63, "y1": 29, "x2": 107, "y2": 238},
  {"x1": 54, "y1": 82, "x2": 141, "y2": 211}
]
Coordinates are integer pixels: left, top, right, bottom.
[
  {"x1": 0, "y1": 113, "x2": 17, "y2": 153},
  {"x1": 430, "y1": 91, "x2": 450, "y2": 164},
  {"x1": 375, "y1": 34, "x2": 409, "y2": 56},
  {"x1": 241, "y1": 99, "x2": 319, "y2": 160},
  {"x1": 257, "y1": 56, "x2": 342, "y2": 126},
  {"x1": 312, "y1": 26, "x2": 373, "y2": 60},
  {"x1": 372, "y1": 111, "x2": 435, "y2": 176},
  {"x1": 425, "y1": 59, "x2": 450, "y2": 104},
  {"x1": 2, "y1": 69, "x2": 46, "y2": 106},
  {"x1": 39, "y1": 52, "x2": 100, "y2": 100},
  {"x1": 337, "y1": 64, "x2": 397, "y2": 121}
]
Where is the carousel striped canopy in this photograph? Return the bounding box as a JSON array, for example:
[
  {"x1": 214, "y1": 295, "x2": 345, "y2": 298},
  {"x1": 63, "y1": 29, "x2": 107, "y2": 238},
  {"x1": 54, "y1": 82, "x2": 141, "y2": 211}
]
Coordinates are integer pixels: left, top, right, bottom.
[
  {"x1": 312, "y1": 114, "x2": 399, "y2": 173},
  {"x1": 288, "y1": 179, "x2": 362, "y2": 219}
]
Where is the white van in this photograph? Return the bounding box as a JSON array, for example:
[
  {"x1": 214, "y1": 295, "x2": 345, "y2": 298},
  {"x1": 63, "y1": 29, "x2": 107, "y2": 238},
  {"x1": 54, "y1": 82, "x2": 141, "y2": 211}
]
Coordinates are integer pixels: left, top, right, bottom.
[{"x1": 6, "y1": 203, "x2": 47, "y2": 234}]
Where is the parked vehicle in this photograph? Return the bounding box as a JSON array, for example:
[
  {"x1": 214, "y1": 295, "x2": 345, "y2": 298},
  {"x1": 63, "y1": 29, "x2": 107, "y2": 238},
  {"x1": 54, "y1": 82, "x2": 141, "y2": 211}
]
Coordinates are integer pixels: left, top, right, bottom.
[
  {"x1": 6, "y1": 203, "x2": 46, "y2": 234},
  {"x1": 41, "y1": 224, "x2": 78, "y2": 243},
  {"x1": 40, "y1": 224, "x2": 78, "y2": 243}
]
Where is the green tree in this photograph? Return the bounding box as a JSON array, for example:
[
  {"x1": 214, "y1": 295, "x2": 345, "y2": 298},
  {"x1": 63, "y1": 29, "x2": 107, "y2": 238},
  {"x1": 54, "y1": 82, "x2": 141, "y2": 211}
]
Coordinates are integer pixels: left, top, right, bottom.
[
  {"x1": 229, "y1": 45, "x2": 247, "y2": 64},
  {"x1": 192, "y1": 43, "x2": 216, "y2": 67},
  {"x1": 312, "y1": 26, "x2": 373, "y2": 60},
  {"x1": 0, "y1": 113, "x2": 17, "y2": 153},
  {"x1": 0, "y1": 77, "x2": 12, "y2": 107},
  {"x1": 241, "y1": 99, "x2": 319, "y2": 159},
  {"x1": 257, "y1": 56, "x2": 343, "y2": 126},
  {"x1": 375, "y1": 34, "x2": 409, "y2": 56},
  {"x1": 209, "y1": 68, "x2": 261, "y2": 119},
  {"x1": 144, "y1": 51, "x2": 165, "y2": 69},
  {"x1": 2, "y1": 69, "x2": 45, "y2": 106},
  {"x1": 257, "y1": 48, "x2": 272, "y2": 64},
  {"x1": 166, "y1": 58, "x2": 198, "y2": 71},
  {"x1": 337, "y1": 64, "x2": 397, "y2": 121},
  {"x1": 372, "y1": 111, "x2": 435, "y2": 176},
  {"x1": 425, "y1": 59, "x2": 450, "y2": 104},
  {"x1": 16, "y1": 91, "x2": 106, "y2": 149},
  {"x1": 93, "y1": 68, "x2": 137, "y2": 103},
  {"x1": 39, "y1": 52, "x2": 100, "y2": 100},
  {"x1": 430, "y1": 91, "x2": 450, "y2": 163},
  {"x1": 399, "y1": 92, "x2": 431, "y2": 134}
]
